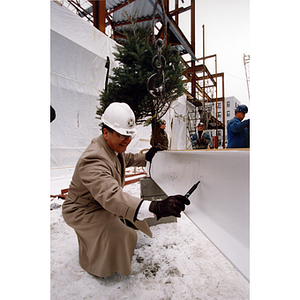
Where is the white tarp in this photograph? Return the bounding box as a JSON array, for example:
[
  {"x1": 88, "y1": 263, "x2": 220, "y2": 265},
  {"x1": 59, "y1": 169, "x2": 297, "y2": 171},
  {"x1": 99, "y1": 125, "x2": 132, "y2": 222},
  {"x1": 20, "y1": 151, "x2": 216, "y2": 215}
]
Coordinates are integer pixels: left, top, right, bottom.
[
  {"x1": 50, "y1": 0, "x2": 190, "y2": 193},
  {"x1": 161, "y1": 95, "x2": 192, "y2": 150},
  {"x1": 50, "y1": 0, "x2": 118, "y2": 168}
]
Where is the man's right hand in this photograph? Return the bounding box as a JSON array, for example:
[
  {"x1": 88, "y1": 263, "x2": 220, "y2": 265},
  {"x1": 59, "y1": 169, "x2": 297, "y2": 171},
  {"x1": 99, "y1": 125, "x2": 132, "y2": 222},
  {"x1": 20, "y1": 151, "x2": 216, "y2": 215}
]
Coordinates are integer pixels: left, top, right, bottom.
[{"x1": 149, "y1": 195, "x2": 190, "y2": 220}]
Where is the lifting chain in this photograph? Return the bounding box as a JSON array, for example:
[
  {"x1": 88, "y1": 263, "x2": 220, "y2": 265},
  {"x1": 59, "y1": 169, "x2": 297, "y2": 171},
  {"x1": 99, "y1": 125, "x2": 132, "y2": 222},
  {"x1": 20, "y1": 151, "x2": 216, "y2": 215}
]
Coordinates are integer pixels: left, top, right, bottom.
[{"x1": 147, "y1": 0, "x2": 169, "y2": 99}]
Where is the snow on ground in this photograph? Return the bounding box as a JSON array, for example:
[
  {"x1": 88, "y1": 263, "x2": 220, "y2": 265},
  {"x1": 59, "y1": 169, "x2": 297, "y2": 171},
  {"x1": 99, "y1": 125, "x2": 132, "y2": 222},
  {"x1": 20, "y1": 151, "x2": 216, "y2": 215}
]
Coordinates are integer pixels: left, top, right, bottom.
[{"x1": 51, "y1": 182, "x2": 249, "y2": 300}]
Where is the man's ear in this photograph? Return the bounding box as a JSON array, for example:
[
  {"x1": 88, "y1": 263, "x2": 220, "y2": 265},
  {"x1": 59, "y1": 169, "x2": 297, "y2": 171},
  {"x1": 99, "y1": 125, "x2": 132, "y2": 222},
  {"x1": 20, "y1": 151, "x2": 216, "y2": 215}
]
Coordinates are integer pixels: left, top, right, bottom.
[{"x1": 103, "y1": 128, "x2": 109, "y2": 140}]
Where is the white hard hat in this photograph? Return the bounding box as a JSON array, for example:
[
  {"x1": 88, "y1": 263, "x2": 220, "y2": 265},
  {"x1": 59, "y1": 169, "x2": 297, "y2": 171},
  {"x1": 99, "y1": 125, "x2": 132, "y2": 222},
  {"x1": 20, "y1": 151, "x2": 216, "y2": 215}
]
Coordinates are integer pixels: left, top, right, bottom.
[{"x1": 101, "y1": 102, "x2": 137, "y2": 136}]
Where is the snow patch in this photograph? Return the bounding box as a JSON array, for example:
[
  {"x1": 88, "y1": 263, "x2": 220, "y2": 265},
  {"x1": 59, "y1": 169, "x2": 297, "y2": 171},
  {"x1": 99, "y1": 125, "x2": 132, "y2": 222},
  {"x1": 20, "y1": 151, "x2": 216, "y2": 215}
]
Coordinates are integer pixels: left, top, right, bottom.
[{"x1": 51, "y1": 182, "x2": 249, "y2": 299}]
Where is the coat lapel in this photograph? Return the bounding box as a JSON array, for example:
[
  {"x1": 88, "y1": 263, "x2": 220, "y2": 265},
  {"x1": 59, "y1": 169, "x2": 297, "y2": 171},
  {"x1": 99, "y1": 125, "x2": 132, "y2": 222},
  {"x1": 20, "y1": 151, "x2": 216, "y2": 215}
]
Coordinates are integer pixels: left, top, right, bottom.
[{"x1": 96, "y1": 135, "x2": 125, "y2": 186}]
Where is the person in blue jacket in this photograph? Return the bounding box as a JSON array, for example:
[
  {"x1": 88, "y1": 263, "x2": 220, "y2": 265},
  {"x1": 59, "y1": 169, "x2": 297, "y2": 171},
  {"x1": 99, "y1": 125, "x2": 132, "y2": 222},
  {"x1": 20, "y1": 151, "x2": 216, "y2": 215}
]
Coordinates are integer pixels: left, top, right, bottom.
[
  {"x1": 227, "y1": 105, "x2": 250, "y2": 148},
  {"x1": 191, "y1": 122, "x2": 211, "y2": 149}
]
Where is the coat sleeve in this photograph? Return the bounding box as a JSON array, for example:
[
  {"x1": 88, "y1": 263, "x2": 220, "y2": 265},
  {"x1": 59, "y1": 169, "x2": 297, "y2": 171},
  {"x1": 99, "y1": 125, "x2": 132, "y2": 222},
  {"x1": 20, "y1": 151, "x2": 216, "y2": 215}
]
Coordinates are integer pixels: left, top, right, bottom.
[
  {"x1": 203, "y1": 132, "x2": 211, "y2": 143},
  {"x1": 191, "y1": 133, "x2": 197, "y2": 143},
  {"x1": 124, "y1": 153, "x2": 146, "y2": 168},
  {"x1": 78, "y1": 154, "x2": 141, "y2": 223},
  {"x1": 228, "y1": 119, "x2": 250, "y2": 133}
]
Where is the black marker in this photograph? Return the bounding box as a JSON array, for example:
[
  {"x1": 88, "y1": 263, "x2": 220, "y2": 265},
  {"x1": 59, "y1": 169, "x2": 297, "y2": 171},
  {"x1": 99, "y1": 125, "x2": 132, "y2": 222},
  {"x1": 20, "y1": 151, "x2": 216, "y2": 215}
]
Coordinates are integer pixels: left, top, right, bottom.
[{"x1": 184, "y1": 181, "x2": 201, "y2": 198}]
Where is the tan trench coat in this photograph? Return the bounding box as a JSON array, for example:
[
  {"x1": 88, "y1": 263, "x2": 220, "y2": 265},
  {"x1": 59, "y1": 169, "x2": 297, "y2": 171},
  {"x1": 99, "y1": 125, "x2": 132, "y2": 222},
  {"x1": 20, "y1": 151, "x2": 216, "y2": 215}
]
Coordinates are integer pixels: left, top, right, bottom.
[{"x1": 62, "y1": 134, "x2": 152, "y2": 277}]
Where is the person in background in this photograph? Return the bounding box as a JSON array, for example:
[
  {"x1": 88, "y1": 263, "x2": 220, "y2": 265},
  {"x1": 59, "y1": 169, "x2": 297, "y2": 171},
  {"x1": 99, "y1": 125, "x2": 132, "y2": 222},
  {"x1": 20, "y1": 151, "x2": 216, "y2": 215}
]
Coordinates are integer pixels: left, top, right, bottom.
[
  {"x1": 62, "y1": 102, "x2": 189, "y2": 278},
  {"x1": 227, "y1": 104, "x2": 250, "y2": 148},
  {"x1": 191, "y1": 122, "x2": 211, "y2": 149},
  {"x1": 150, "y1": 119, "x2": 169, "y2": 149}
]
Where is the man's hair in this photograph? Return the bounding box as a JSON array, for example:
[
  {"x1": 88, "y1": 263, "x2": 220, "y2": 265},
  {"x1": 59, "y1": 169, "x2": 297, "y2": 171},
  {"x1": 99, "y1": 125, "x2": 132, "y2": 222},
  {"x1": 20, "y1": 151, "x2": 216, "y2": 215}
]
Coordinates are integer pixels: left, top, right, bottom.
[{"x1": 101, "y1": 123, "x2": 114, "y2": 134}]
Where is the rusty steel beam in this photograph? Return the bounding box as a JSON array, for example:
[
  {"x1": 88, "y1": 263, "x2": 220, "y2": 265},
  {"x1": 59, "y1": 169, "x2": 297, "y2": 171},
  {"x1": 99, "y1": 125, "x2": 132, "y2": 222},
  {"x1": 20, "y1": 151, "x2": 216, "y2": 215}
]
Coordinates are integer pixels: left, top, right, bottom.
[
  {"x1": 183, "y1": 64, "x2": 216, "y2": 86},
  {"x1": 92, "y1": 0, "x2": 106, "y2": 33},
  {"x1": 169, "y1": 5, "x2": 191, "y2": 17},
  {"x1": 112, "y1": 15, "x2": 155, "y2": 28},
  {"x1": 165, "y1": 11, "x2": 195, "y2": 59},
  {"x1": 174, "y1": 0, "x2": 179, "y2": 24},
  {"x1": 191, "y1": 0, "x2": 196, "y2": 98}
]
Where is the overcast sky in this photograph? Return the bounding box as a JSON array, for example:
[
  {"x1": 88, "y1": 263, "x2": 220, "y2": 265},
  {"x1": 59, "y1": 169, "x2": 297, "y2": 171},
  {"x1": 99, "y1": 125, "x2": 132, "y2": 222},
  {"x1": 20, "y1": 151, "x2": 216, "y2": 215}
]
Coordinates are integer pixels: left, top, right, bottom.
[{"x1": 175, "y1": 0, "x2": 250, "y2": 107}]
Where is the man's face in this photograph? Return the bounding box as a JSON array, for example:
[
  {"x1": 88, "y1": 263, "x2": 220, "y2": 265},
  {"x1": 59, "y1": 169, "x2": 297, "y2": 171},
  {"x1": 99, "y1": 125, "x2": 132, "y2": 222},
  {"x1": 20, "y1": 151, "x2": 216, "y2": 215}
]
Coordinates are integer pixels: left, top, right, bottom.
[
  {"x1": 160, "y1": 124, "x2": 166, "y2": 130},
  {"x1": 198, "y1": 125, "x2": 204, "y2": 131},
  {"x1": 236, "y1": 112, "x2": 245, "y2": 121},
  {"x1": 103, "y1": 128, "x2": 132, "y2": 153}
]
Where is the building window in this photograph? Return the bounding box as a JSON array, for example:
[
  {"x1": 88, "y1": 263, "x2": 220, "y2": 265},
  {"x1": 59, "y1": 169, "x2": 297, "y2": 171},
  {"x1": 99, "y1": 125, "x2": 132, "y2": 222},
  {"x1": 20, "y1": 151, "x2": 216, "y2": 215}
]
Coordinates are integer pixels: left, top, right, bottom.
[
  {"x1": 227, "y1": 111, "x2": 230, "y2": 117},
  {"x1": 218, "y1": 112, "x2": 221, "y2": 118},
  {"x1": 218, "y1": 102, "x2": 222, "y2": 108},
  {"x1": 235, "y1": 102, "x2": 238, "y2": 108},
  {"x1": 227, "y1": 101, "x2": 230, "y2": 107}
]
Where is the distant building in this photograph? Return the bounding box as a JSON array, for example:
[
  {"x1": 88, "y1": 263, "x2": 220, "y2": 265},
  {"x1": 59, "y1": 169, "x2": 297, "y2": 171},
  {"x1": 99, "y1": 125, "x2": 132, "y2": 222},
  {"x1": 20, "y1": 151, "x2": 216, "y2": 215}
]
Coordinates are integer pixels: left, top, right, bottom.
[
  {"x1": 219, "y1": 96, "x2": 241, "y2": 126},
  {"x1": 217, "y1": 96, "x2": 241, "y2": 147}
]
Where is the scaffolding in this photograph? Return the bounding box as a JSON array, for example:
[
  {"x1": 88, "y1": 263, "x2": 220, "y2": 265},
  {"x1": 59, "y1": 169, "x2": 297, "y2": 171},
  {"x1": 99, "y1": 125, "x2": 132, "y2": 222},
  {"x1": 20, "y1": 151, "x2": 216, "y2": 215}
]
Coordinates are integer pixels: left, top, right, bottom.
[
  {"x1": 182, "y1": 25, "x2": 225, "y2": 148},
  {"x1": 182, "y1": 58, "x2": 225, "y2": 148},
  {"x1": 243, "y1": 53, "x2": 250, "y2": 101}
]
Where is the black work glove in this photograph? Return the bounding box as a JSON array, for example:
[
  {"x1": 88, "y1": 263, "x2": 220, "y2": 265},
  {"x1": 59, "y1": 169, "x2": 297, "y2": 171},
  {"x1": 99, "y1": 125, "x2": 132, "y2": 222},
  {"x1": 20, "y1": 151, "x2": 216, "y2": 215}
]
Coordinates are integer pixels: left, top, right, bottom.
[
  {"x1": 149, "y1": 195, "x2": 190, "y2": 220},
  {"x1": 145, "y1": 146, "x2": 163, "y2": 162}
]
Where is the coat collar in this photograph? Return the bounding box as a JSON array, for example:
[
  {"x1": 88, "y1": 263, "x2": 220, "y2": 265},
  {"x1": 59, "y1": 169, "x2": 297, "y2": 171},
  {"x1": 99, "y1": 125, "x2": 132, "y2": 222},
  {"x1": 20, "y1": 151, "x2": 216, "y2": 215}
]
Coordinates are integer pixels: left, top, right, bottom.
[
  {"x1": 96, "y1": 134, "x2": 124, "y2": 179},
  {"x1": 97, "y1": 134, "x2": 116, "y2": 160}
]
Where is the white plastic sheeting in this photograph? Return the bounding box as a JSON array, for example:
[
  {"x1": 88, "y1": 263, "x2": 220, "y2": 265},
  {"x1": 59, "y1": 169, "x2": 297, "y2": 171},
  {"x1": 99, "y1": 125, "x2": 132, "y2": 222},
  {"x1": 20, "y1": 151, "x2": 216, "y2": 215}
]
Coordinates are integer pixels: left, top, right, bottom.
[
  {"x1": 161, "y1": 95, "x2": 192, "y2": 150},
  {"x1": 50, "y1": 0, "x2": 190, "y2": 169},
  {"x1": 50, "y1": 1, "x2": 118, "y2": 168},
  {"x1": 50, "y1": 0, "x2": 192, "y2": 195},
  {"x1": 150, "y1": 149, "x2": 250, "y2": 280},
  {"x1": 126, "y1": 125, "x2": 152, "y2": 154}
]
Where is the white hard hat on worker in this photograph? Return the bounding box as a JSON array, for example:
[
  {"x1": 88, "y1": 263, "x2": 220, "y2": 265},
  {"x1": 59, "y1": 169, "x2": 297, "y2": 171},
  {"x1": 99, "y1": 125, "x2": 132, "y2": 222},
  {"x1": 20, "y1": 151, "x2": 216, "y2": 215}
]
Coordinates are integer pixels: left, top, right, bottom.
[{"x1": 101, "y1": 102, "x2": 137, "y2": 137}]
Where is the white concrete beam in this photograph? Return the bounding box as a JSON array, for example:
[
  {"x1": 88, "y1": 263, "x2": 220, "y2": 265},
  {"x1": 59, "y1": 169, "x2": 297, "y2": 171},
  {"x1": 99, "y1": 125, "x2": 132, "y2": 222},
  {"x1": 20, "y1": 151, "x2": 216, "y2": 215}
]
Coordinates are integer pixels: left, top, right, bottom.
[{"x1": 150, "y1": 149, "x2": 249, "y2": 281}]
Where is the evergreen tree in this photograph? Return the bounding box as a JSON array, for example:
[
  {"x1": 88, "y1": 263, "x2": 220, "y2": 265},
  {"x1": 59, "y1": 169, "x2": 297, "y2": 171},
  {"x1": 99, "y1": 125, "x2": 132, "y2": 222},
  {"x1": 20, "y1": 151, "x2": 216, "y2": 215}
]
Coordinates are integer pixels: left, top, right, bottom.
[{"x1": 96, "y1": 25, "x2": 186, "y2": 133}]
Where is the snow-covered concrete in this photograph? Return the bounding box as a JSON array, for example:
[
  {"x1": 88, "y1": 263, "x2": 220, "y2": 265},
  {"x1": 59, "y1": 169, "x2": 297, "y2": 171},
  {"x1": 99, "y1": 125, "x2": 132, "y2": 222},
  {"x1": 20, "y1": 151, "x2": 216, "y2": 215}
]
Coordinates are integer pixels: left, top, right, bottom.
[
  {"x1": 50, "y1": 166, "x2": 75, "y2": 195},
  {"x1": 51, "y1": 181, "x2": 249, "y2": 299},
  {"x1": 149, "y1": 149, "x2": 249, "y2": 280}
]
